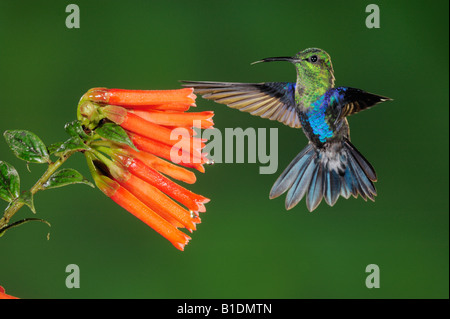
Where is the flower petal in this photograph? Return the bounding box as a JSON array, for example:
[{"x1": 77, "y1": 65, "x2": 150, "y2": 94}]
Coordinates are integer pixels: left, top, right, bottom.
[
  {"x1": 120, "y1": 146, "x2": 197, "y2": 184},
  {"x1": 101, "y1": 176, "x2": 191, "y2": 251},
  {"x1": 131, "y1": 110, "x2": 214, "y2": 129},
  {"x1": 86, "y1": 88, "x2": 196, "y2": 107},
  {"x1": 0, "y1": 286, "x2": 19, "y2": 299},
  {"x1": 116, "y1": 155, "x2": 209, "y2": 212},
  {"x1": 129, "y1": 133, "x2": 206, "y2": 172},
  {"x1": 119, "y1": 174, "x2": 199, "y2": 232}
]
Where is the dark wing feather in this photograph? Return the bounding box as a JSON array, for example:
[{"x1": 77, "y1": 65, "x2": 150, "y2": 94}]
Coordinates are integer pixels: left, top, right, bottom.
[
  {"x1": 181, "y1": 81, "x2": 301, "y2": 128},
  {"x1": 330, "y1": 87, "x2": 392, "y2": 119}
]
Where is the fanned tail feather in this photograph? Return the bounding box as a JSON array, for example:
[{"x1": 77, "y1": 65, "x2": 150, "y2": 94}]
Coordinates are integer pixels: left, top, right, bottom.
[{"x1": 270, "y1": 138, "x2": 377, "y2": 211}]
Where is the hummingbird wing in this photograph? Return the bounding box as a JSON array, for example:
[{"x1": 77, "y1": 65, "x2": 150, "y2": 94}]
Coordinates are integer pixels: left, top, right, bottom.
[
  {"x1": 330, "y1": 87, "x2": 392, "y2": 119},
  {"x1": 181, "y1": 81, "x2": 301, "y2": 128}
]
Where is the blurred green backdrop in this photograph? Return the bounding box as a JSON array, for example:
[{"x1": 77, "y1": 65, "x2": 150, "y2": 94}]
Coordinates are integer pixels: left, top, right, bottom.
[{"x1": 0, "y1": 0, "x2": 448, "y2": 299}]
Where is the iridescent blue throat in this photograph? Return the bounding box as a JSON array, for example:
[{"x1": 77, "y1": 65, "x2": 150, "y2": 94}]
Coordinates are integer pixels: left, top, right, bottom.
[{"x1": 306, "y1": 87, "x2": 347, "y2": 143}]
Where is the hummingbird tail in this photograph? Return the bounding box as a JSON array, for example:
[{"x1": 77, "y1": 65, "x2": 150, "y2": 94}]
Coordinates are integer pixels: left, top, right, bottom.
[{"x1": 269, "y1": 139, "x2": 377, "y2": 211}]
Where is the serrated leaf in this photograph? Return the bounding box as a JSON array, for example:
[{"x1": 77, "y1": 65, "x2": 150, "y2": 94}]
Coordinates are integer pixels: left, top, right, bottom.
[
  {"x1": 43, "y1": 168, "x2": 94, "y2": 190},
  {"x1": 64, "y1": 120, "x2": 90, "y2": 139},
  {"x1": 0, "y1": 218, "x2": 51, "y2": 237},
  {"x1": 95, "y1": 123, "x2": 137, "y2": 150},
  {"x1": 17, "y1": 190, "x2": 36, "y2": 214},
  {"x1": 0, "y1": 161, "x2": 20, "y2": 202},
  {"x1": 52, "y1": 136, "x2": 89, "y2": 156},
  {"x1": 4, "y1": 130, "x2": 50, "y2": 163}
]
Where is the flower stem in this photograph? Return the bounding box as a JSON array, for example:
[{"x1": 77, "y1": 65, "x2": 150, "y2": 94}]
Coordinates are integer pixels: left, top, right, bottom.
[{"x1": 0, "y1": 151, "x2": 76, "y2": 229}]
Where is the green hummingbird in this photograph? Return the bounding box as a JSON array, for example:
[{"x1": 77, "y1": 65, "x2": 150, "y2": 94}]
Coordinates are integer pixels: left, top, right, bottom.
[{"x1": 182, "y1": 48, "x2": 392, "y2": 211}]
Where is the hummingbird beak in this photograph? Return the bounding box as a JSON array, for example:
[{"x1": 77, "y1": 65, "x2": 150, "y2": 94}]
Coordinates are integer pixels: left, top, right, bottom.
[{"x1": 251, "y1": 56, "x2": 298, "y2": 65}]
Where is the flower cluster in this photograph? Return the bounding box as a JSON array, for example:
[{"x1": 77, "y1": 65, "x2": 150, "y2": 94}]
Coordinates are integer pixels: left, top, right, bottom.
[{"x1": 78, "y1": 88, "x2": 214, "y2": 251}]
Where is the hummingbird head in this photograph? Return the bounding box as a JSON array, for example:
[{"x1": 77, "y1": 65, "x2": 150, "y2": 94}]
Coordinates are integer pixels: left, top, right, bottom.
[{"x1": 252, "y1": 48, "x2": 335, "y2": 88}]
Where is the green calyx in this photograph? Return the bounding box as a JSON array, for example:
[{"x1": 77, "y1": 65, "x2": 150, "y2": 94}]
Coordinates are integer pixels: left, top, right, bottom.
[
  {"x1": 77, "y1": 99, "x2": 105, "y2": 130},
  {"x1": 77, "y1": 95, "x2": 128, "y2": 132}
]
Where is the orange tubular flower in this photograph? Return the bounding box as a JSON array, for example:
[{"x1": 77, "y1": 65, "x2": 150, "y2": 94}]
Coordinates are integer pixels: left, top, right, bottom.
[
  {"x1": 131, "y1": 110, "x2": 214, "y2": 129},
  {"x1": 121, "y1": 146, "x2": 197, "y2": 184},
  {"x1": 78, "y1": 87, "x2": 214, "y2": 251},
  {"x1": 0, "y1": 286, "x2": 19, "y2": 299},
  {"x1": 85, "y1": 88, "x2": 196, "y2": 107},
  {"x1": 129, "y1": 132, "x2": 208, "y2": 173},
  {"x1": 102, "y1": 105, "x2": 207, "y2": 157},
  {"x1": 113, "y1": 154, "x2": 209, "y2": 213},
  {"x1": 94, "y1": 174, "x2": 191, "y2": 250}
]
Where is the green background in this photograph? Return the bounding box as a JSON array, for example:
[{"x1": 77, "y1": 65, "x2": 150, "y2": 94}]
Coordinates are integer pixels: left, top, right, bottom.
[{"x1": 0, "y1": 0, "x2": 448, "y2": 299}]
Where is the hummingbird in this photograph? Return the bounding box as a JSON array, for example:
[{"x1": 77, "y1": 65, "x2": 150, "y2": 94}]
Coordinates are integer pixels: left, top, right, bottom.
[{"x1": 182, "y1": 48, "x2": 392, "y2": 211}]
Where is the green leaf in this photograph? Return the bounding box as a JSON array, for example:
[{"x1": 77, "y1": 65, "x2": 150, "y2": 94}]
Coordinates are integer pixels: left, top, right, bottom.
[
  {"x1": 0, "y1": 218, "x2": 51, "y2": 237},
  {"x1": 4, "y1": 130, "x2": 50, "y2": 163},
  {"x1": 47, "y1": 142, "x2": 64, "y2": 155},
  {"x1": 43, "y1": 168, "x2": 94, "y2": 190},
  {"x1": 52, "y1": 136, "x2": 89, "y2": 156},
  {"x1": 16, "y1": 190, "x2": 36, "y2": 214},
  {"x1": 64, "y1": 120, "x2": 90, "y2": 139},
  {"x1": 0, "y1": 161, "x2": 20, "y2": 202},
  {"x1": 95, "y1": 123, "x2": 137, "y2": 150}
]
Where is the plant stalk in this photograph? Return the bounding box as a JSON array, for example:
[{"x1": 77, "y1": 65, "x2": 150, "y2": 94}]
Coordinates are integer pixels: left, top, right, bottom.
[{"x1": 0, "y1": 152, "x2": 75, "y2": 229}]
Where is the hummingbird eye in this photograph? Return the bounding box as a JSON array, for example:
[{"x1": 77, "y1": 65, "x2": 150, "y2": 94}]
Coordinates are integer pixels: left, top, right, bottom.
[{"x1": 309, "y1": 55, "x2": 318, "y2": 63}]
